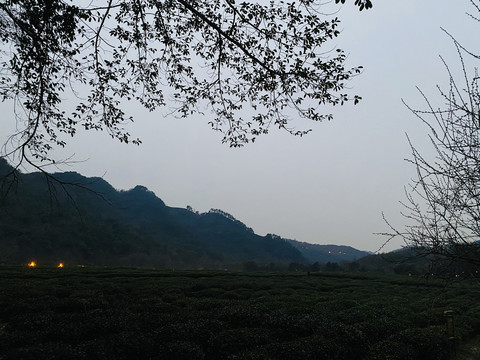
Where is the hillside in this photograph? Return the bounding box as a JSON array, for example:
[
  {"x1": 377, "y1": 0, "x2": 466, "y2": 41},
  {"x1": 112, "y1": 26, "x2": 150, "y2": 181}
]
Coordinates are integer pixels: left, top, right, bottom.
[
  {"x1": 0, "y1": 159, "x2": 375, "y2": 269},
  {"x1": 0, "y1": 159, "x2": 309, "y2": 268},
  {"x1": 352, "y1": 246, "x2": 480, "y2": 278},
  {"x1": 288, "y1": 239, "x2": 371, "y2": 264}
]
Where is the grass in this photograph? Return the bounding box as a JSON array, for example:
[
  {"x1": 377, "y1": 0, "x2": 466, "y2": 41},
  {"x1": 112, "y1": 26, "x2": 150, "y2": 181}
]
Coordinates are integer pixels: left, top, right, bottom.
[
  {"x1": 453, "y1": 335, "x2": 480, "y2": 360},
  {"x1": 0, "y1": 267, "x2": 479, "y2": 359}
]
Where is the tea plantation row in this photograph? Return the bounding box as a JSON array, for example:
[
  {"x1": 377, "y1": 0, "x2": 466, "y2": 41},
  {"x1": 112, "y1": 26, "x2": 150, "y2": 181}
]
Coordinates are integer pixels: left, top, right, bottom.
[{"x1": 1, "y1": 267, "x2": 479, "y2": 359}]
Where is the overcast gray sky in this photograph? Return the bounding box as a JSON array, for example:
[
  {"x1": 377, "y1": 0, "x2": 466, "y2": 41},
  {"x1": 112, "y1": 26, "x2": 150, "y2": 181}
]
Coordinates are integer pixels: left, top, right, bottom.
[{"x1": 2, "y1": 1, "x2": 478, "y2": 252}]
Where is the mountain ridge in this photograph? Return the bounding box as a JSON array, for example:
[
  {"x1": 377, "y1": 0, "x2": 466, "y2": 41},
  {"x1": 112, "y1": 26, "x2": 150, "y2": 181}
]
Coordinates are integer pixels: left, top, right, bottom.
[
  {"x1": 288, "y1": 239, "x2": 373, "y2": 264},
  {"x1": 0, "y1": 158, "x2": 370, "y2": 268}
]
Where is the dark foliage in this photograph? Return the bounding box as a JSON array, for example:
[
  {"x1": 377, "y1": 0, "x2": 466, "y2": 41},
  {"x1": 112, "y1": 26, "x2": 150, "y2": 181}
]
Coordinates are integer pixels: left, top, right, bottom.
[
  {"x1": 1, "y1": 268, "x2": 478, "y2": 359},
  {"x1": 335, "y1": 0, "x2": 373, "y2": 11},
  {"x1": 0, "y1": 0, "x2": 369, "y2": 169}
]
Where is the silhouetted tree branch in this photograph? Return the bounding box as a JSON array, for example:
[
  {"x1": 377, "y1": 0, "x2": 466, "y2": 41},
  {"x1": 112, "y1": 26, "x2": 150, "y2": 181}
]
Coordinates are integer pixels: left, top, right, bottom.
[
  {"x1": 382, "y1": 0, "x2": 480, "y2": 279},
  {"x1": 0, "y1": 0, "x2": 370, "y2": 171}
]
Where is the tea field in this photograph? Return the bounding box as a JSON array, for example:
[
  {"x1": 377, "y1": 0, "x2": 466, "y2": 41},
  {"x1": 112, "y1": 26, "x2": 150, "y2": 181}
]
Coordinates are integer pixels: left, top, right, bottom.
[{"x1": 0, "y1": 267, "x2": 479, "y2": 359}]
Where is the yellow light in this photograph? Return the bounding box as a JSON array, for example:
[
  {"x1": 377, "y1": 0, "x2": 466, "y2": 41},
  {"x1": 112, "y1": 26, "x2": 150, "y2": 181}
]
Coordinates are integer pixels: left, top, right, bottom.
[
  {"x1": 28, "y1": 261, "x2": 36, "y2": 267},
  {"x1": 57, "y1": 263, "x2": 64, "y2": 268}
]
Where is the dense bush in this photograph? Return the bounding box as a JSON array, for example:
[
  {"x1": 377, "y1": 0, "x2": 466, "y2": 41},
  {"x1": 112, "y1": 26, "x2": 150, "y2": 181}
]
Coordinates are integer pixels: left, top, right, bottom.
[
  {"x1": 1, "y1": 268, "x2": 478, "y2": 359},
  {"x1": 367, "y1": 326, "x2": 449, "y2": 360}
]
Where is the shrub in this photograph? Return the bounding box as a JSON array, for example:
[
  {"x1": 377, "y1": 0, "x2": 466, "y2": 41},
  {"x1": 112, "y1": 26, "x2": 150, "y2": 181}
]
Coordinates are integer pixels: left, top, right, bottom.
[{"x1": 367, "y1": 326, "x2": 449, "y2": 360}]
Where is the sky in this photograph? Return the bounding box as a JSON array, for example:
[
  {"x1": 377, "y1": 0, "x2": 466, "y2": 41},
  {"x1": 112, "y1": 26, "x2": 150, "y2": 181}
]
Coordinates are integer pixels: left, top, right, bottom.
[{"x1": 2, "y1": 0, "x2": 479, "y2": 252}]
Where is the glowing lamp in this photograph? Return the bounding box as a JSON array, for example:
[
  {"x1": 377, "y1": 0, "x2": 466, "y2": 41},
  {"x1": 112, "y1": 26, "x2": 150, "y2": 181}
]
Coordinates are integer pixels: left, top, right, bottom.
[
  {"x1": 28, "y1": 261, "x2": 36, "y2": 267},
  {"x1": 58, "y1": 263, "x2": 64, "y2": 268}
]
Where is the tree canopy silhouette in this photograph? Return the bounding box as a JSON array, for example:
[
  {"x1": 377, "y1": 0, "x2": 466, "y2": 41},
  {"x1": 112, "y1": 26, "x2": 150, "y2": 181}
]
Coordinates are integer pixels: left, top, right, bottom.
[{"x1": 0, "y1": 0, "x2": 371, "y2": 169}]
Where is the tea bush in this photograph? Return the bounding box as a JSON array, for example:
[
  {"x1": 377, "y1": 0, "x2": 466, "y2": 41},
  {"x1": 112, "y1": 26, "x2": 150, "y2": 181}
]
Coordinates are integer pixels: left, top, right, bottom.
[{"x1": 0, "y1": 268, "x2": 478, "y2": 359}]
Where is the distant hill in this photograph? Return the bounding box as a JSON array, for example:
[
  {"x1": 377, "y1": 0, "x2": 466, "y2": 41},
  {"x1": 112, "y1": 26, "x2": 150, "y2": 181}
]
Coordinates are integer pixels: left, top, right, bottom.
[
  {"x1": 288, "y1": 239, "x2": 371, "y2": 264},
  {"x1": 0, "y1": 159, "x2": 370, "y2": 269},
  {"x1": 352, "y1": 245, "x2": 480, "y2": 278},
  {"x1": 346, "y1": 247, "x2": 429, "y2": 275},
  {"x1": 0, "y1": 159, "x2": 305, "y2": 268}
]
